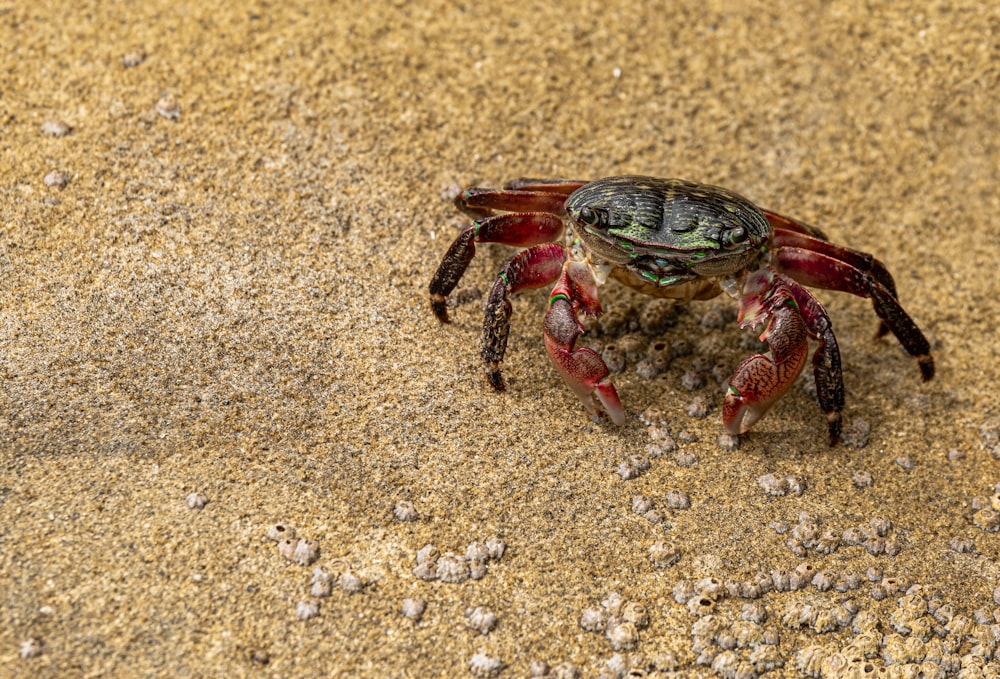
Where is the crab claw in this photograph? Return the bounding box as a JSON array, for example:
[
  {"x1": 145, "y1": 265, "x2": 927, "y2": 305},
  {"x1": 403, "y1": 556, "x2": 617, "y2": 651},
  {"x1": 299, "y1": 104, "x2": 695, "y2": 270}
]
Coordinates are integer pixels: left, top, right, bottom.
[
  {"x1": 542, "y1": 262, "x2": 625, "y2": 425},
  {"x1": 722, "y1": 268, "x2": 809, "y2": 436}
]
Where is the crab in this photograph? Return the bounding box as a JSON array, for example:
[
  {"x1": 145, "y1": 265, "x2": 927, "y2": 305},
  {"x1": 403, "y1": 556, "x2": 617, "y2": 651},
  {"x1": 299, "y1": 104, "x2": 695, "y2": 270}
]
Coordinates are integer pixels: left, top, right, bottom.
[{"x1": 429, "y1": 175, "x2": 934, "y2": 444}]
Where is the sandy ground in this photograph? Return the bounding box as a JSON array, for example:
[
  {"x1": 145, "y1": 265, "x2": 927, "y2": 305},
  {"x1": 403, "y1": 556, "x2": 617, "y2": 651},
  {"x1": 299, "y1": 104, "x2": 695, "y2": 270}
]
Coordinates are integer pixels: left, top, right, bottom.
[{"x1": 2, "y1": 0, "x2": 999, "y2": 676}]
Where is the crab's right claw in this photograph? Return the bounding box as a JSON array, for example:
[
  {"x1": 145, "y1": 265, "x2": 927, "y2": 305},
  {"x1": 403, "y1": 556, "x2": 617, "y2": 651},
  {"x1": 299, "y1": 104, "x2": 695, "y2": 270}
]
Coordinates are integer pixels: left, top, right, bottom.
[{"x1": 542, "y1": 263, "x2": 625, "y2": 425}]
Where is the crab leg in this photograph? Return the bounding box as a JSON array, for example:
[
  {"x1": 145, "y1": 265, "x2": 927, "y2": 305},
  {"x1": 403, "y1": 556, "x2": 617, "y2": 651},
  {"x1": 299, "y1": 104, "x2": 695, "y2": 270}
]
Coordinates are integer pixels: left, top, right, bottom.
[
  {"x1": 723, "y1": 268, "x2": 810, "y2": 437},
  {"x1": 762, "y1": 209, "x2": 830, "y2": 241},
  {"x1": 481, "y1": 243, "x2": 567, "y2": 390},
  {"x1": 429, "y1": 212, "x2": 565, "y2": 322},
  {"x1": 543, "y1": 261, "x2": 625, "y2": 425},
  {"x1": 774, "y1": 247, "x2": 934, "y2": 381},
  {"x1": 777, "y1": 273, "x2": 845, "y2": 445},
  {"x1": 772, "y1": 228, "x2": 899, "y2": 338}
]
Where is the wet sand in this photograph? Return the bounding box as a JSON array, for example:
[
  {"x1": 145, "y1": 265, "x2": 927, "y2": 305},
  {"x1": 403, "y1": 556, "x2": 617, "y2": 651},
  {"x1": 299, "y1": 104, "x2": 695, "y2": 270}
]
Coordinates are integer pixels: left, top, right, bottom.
[{"x1": 2, "y1": 0, "x2": 999, "y2": 676}]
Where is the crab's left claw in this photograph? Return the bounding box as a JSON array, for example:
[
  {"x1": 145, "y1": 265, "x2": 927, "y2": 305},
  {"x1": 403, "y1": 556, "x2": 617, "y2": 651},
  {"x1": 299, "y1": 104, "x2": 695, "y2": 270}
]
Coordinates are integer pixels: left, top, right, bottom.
[{"x1": 542, "y1": 262, "x2": 625, "y2": 425}]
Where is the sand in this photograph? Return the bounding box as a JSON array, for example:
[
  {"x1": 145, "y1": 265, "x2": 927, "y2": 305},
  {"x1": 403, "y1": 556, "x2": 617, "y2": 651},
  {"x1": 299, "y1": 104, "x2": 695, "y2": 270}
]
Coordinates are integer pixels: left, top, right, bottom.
[{"x1": 2, "y1": 0, "x2": 999, "y2": 676}]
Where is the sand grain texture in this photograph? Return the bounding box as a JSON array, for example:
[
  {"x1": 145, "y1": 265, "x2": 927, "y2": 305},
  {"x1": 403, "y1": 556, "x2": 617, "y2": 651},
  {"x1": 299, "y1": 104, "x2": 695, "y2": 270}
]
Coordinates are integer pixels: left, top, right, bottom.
[{"x1": 2, "y1": 1, "x2": 999, "y2": 676}]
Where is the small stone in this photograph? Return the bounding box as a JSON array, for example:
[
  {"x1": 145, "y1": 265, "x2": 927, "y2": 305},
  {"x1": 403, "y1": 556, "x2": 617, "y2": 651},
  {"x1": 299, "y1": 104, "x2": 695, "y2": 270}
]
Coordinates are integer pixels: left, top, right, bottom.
[
  {"x1": 19, "y1": 638, "x2": 43, "y2": 659},
  {"x1": 842, "y1": 417, "x2": 871, "y2": 448},
  {"x1": 617, "y1": 456, "x2": 650, "y2": 480},
  {"x1": 123, "y1": 51, "x2": 145, "y2": 68},
  {"x1": 674, "y1": 450, "x2": 698, "y2": 467},
  {"x1": 41, "y1": 120, "x2": 71, "y2": 137},
  {"x1": 401, "y1": 597, "x2": 426, "y2": 621},
  {"x1": 43, "y1": 170, "x2": 70, "y2": 189},
  {"x1": 758, "y1": 473, "x2": 789, "y2": 496},
  {"x1": 310, "y1": 567, "x2": 332, "y2": 598},
  {"x1": 631, "y1": 494, "x2": 653, "y2": 515},
  {"x1": 947, "y1": 448, "x2": 966, "y2": 462},
  {"x1": 895, "y1": 454, "x2": 915, "y2": 470}
]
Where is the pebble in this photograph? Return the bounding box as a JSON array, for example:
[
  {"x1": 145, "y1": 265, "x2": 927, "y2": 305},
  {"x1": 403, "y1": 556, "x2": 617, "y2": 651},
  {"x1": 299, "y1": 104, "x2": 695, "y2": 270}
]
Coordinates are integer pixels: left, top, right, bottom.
[{"x1": 19, "y1": 638, "x2": 43, "y2": 659}]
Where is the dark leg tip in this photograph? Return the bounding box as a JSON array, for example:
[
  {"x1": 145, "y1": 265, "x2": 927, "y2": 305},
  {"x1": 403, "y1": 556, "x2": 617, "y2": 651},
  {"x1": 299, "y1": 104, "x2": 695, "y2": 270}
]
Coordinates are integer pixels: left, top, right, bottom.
[
  {"x1": 918, "y1": 355, "x2": 935, "y2": 382},
  {"x1": 431, "y1": 295, "x2": 450, "y2": 323},
  {"x1": 827, "y1": 412, "x2": 842, "y2": 446},
  {"x1": 486, "y1": 366, "x2": 506, "y2": 392}
]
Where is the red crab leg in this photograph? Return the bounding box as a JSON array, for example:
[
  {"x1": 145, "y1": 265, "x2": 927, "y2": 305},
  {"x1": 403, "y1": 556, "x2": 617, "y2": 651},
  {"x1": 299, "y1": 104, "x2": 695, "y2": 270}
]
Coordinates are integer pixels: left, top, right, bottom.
[
  {"x1": 503, "y1": 178, "x2": 589, "y2": 193},
  {"x1": 723, "y1": 267, "x2": 810, "y2": 437},
  {"x1": 774, "y1": 247, "x2": 934, "y2": 381},
  {"x1": 772, "y1": 228, "x2": 899, "y2": 338},
  {"x1": 429, "y1": 212, "x2": 565, "y2": 322},
  {"x1": 481, "y1": 243, "x2": 567, "y2": 391},
  {"x1": 777, "y1": 273, "x2": 845, "y2": 445},
  {"x1": 455, "y1": 188, "x2": 571, "y2": 219},
  {"x1": 543, "y1": 261, "x2": 625, "y2": 425},
  {"x1": 763, "y1": 209, "x2": 830, "y2": 241}
]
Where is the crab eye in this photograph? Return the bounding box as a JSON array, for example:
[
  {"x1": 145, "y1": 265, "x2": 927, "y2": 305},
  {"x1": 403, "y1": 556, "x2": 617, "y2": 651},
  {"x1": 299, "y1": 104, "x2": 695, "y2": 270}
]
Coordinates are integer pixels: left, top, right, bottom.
[
  {"x1": 578, "y1": 206, "x2": 604, "y2": 228},
  {"x1": 723, "y1": 226, "x2": 748, "y2": 247}
]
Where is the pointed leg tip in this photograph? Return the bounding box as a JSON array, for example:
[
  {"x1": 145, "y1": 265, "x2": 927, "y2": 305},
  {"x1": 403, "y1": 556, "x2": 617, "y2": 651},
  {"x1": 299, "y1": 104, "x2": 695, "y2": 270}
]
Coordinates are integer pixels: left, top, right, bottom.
[
  {"x1": 431, "y1": 296, "x2": 450, "y2": 323},
  {"x1": 827, "y1": 412, "x2": 842, "y2": 446},
  {"x1": 918, "y1": 355, "x2": 935, "y2": 382},
  {"x1": 486, "y1": 365, "x2": 506, "y2": 392}
]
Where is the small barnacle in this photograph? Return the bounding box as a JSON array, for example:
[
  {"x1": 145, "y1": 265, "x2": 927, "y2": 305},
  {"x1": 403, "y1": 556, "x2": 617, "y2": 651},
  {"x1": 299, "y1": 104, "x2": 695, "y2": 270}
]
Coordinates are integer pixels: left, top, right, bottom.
[
  {"x1": 869, "y1": 515, "x2": 893, "y2": 537},
  {"x1": 267, "y1": 523, "x2": 296, "y2": 542},
  {"x1": 786, "y1": 537, "x2": 807, "y2": 557},
  {"x1": 416, "y1": 544, "x2": 439, "y2": 566},
  {"x1": 791, "y1": 562, "x2": 816, "y2": 590},
  {"x1": 643, "y1": 509, "x2": 664, "y2": 523},
  {"x1": 339, "y1": 568, "x2": 365, "y2": 593},
  {"x1": 602, "y1": 592, "x2": 625, "y2": 616},
  {"x1": 468, "y1": 652, "x2": 505, "y2": 678},
  {"x1": 412, "y1": 562, "x2": 438, "y2": 581},
  {"x1": 186, "y1": 492, "x2": 209, "y2": 509},
  {"x1": 717, "y1": 630, "x2": 737, "y2": 650},
  {"x1": 949, "y1": 537, "x2": 976, "y2": 553},
  {"x1": 717, "y1": 432, "x2": 740, "y2": 451},
  {"x1": 292, "y1": 539, "x2": 320, "y2": 567},
  {"x1": 618, "y1": 333, "x2": 648, "y2": 361},
  {"x1": 770, "y1": 569, "x2": 791, "y2": 592},
  {"x1": 685, "y1": 394, "x2": 710, "y2": 418},
  {"x1": 795, "y1": 644, "x2": 828, "y2": 677},
  {"x1": 617, "y1": 455, "x2": 651, "y2": 480},
  {"x1": 748, "y1": 643, "x2": 783, "y2": 671},
  {"x1": 579, "y1": 607, "x2": 608, "y2": 633},
  {"x1": 866, "y1": 566, "x2": 883, "y2": 582},
  {"x1": 640, "y1": 298, "x2": 678, "y2": 334},
  {"x1": 687, "y1": 595, "x2": 716, "y2": 617},
  {"x1": 757, "y1": 473, "x2": 789, "y2": 496},
  {"x1": 811, "y1": 608, "x2": 838, "y2": 633},
  {"x1": 724, "y1": 579, "x2": 742, "y2": 598},
  {"x1": 295, "y1": 599, "x2": 320, "y2": 620},
  {"x1": 731, "y1": 619, "x2": 764, "y2": 647},
  {"x1": 793, "y1": 517, "x2": 821, "y2": 547},
  {"x1": 811, "y1": 571, "x2": 835, "y2": 592},
  {"x1": 973, "y1": 508, "x2": 1000, "y2": 532},
  {"x1": 665, "y1": 489, "x2": 692, "y2": 510},
  {"x1": 155, "y1": 92, "x2": 181, "y2": 120},
  {"x1": 741, "y1": 602, "x2": 767, "y2": 624},
  {"x1": 602, "y1": 343, "x2": 626, "y2": 372},
  {"x1": 818, "y1": 653, "x2": 849, "y2": 676},
  {"x1": 650, "y1": 540, "x2": 681, "y2": 568},
  {"x1": 695, "y1": 577, "x2": 725, "y2": 601},
  {"x1": 632, "y1": 494, "x2": 653, "y2": 514},
  {"x1": 710, "y1": 650, "x2": 739, "y2": 676},
  {"x1": 528, "y1": 660, "x2": 550, "y2": 677},
  {"x1": 605, "y1": 620, "x2": 640, "y2": 651},
  {"x1": 278, "y1": 538, "x2": 299, "y2": 561},
  {"x1": 485, "y1": 537, "x2": 506, "y2": 561},
  {"x1": 436, "y1": 552, "x2": 470, "y2": 583},
  {"x1": 899, "y1": 593, "x2": 929, "y2": 618},
  {"x1": 393, "y1": 500, "x2": 418, "y2": 522},
  {"x1": 831, "y1": 604, "x2": 855, "y2": 628},
  {"x1": 621, "y1": 601, "x2": 649, "y2": 629},
  {"x1": 815, "y1": 530, "x2": 841, "y2": 554},
  {"x1": 692, "y1": 614, "x2": 725, "y2": 638},
  {"x1": 841, "y1": 526, "x2": 865, "y2": 546},
  {"x1": 739, "y1": 580, "x2": 763, "y2": 599},
  {"x1": 465, "y1": 606, "x2": 498, "y2": 635},
  {"x1": 863, "y1": 536, "x2": 886, "y2": 556},
  {"x1": 761, "y1": 626, "x2": 781, "y2": 645},
  {"x1": 465, "y1": 541, "x2": 490, "y2": 563},
  {"x1": 851, "y1": 470, "x2": 874, "y2": 488},
  {"x1": 673, "y1": 579, "x2": 696, "y2": 604},
  {"x1": 853, "y1": 610, "x2": 881, "y2": 634},
  {"x1": 401, "y1": 597, "x2": 426, "y2": 621},
  {"x1": 946, "y1": 614, "x2": 974, "y2": 637},
  {"x1": 849, "y1": 631, "x2": 881, "y2": 659},
  {"x1": 310, "y1": 566, "x2": 332, "y2": 598},
  {"x1": 468, "y1": 559, "x2": 488, "y2": 580}
]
